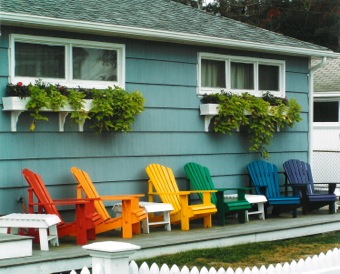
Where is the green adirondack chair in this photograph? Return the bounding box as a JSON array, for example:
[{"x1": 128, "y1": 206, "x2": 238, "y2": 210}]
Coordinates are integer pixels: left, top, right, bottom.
[{"x1": 184, "y1": 162, "x2": 251, "y2": 225}]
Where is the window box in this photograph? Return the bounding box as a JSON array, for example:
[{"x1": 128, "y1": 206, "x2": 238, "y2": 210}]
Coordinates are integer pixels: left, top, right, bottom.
[
  {"x1": 2, "y1": 97, "x2": 93, "y2": 132},
  {"x1": 199, "y1": 92, "x2": 302, "y2": 158},
  {"x1": 200, "y1": 103, "x2": 254, "y2": 132},
  {"x1": 200, "y1": 104, "x2": 219, "y2": 132}
]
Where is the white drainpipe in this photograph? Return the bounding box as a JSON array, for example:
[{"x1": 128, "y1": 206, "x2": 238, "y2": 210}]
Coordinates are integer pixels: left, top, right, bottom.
[{"x1": 308, "y1": 57, "x2": 327, "y2": 167}]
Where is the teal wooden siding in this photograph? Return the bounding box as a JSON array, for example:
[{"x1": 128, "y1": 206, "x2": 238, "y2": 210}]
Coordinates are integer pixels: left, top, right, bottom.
[{"x1": 0, "y1": 27, "x2": 310, "y2": 214}]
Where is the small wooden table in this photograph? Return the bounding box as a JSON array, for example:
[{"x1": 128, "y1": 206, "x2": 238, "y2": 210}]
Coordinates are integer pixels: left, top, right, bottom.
[
  {"x1": 0, "y1": 213, "x2": 61, "y2": 251},
  {"x1": 224, "y1": 194, "x2": 267, "y2": 222},
  {"x1": 113, "y1": 202, "x2": 174, "y2": 234}
]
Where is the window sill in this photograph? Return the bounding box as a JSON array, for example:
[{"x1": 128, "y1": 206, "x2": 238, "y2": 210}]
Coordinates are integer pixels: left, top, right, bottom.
[{"x1": 2, "y1": 97, "x2": 93, "y2": 132}]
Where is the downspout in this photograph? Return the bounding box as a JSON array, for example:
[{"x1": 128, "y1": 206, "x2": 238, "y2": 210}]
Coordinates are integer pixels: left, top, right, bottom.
[{"x1": 308, "y1": 57, "x2": 327, "y2": 166}]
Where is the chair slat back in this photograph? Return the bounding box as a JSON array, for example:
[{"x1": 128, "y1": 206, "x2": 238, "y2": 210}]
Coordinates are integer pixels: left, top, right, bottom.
[
  {"x1": 22, "y1": 168, "x2": 63, "y2": 221},
  {"x1": 184, "y1": 162, "x2": 217, "y2": 205},
  {"x1": 283, "y1": 159, "x2": 315, "y2": 195},
  {"x1": 247, "y1": 160, "x2": 281, "y2": 198},
  {"x1": 146, "y1": 164, "x2": 181, "y2": 213},
  {"x1": 71, "y1": 167, "x2": 111, "y2": 220}
]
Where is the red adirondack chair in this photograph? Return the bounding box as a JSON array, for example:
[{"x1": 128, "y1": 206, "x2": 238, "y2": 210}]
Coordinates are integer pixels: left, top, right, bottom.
[{"x1": 22, "y1": 168, "x2": 103, "y2": 245}]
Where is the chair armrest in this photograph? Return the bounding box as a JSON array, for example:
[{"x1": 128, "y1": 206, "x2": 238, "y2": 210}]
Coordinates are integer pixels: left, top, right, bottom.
[
  {"x1": 215, "y1": 188, "x2": 250, "y2": 200},
  {"x1": 187, "y1": 190, "x2": 217, "y2": 194},
  {"x1": 99, "y1": 194, "x2": 144, "y2": 201},
  {"x1": 215, "y1": 187, "x2": 251, "y2": 191},
  {"x1": 53, "y1": 198, "x2": 97, "y2": 205},
  {"x1": 313, "y1": 183, "x2": 337, "y2": 194}
]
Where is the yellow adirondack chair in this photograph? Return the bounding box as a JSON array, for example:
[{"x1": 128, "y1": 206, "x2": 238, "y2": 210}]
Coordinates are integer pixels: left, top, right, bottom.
[
  {"x1": 145, "y1": 163, "x2": 217, "y2": 231},
  {"x1": 71, "y1": 167, "x2": 147, "y2": 239}
]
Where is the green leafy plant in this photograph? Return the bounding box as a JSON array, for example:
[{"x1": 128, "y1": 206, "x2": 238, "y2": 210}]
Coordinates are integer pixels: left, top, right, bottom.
[
  {"x1": 201, "y1": 91, "x2": 302, "y2": 158},
  {"x1": 5, "y1": 81, "x2": 145, "y2": 133},
  {"x1": 67, "y1": 88, "x2": 89, "y2": 126},
  {"x1": 25, "y1": 81, "x2": 50, "y2": 131},
  {"x1": 89, "y1": 86, "x2": 145, "y2": 133}
]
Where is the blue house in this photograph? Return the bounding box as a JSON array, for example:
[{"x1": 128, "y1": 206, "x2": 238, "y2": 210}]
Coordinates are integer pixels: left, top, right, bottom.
[{"x1": 0, "y1": 0, "x2": 338, "y2": 215}]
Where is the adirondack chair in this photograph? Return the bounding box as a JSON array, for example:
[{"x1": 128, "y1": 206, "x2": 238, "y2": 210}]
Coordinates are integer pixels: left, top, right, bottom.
[
  {"x1": 184, "y1": 162, "x2": 251, "y2": 225},
  {"x1": 22, "y1": 168, "x2": 103, "y2": 245},
  {"x1": 283, "y1": 159, "x2": 337, "y2": 214},
  {"x1": 70, "y1": 167, "x2": 147, "y2": 238},
  {"x1": 145, "y1": 163, "x2": 217, "y2": 231},
  {"x1": 247, "y1": 160, "x2": 300, "y2": 218}
]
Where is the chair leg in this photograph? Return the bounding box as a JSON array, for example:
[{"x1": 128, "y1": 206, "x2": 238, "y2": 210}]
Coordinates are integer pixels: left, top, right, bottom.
[
  {"x1": 181, "y1": 217, "x2": 189, "y2": 231},
  {"x1": 132, "y1": 222, "x2": 141, "y2": 235},
  {"x1": 217, "y1": 210, "x2": 226, "y2": 226},
  {"x1": 238, "y1": 211, "x2": 246, "y2": 223},
  {"x1": 329, "y1": 202, "x2": 336, "y2": 214},
  {"x1": 203, "y1": 215, "x2": 212, "y2": 228},
  {"x1": 293, "y1": 208, "x2": 298, "y2": 218}
]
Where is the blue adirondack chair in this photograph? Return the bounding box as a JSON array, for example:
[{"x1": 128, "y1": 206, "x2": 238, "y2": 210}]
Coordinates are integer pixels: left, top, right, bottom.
[
  {"x1": 247, "y1": 160, "x2": 300, "y2": 218},
  {"x1": 283, "y1": 159, "x2": 337, "y2": 214},
  {"x1": 184, "y1": 162, "x2": 251, "y2": 225}
]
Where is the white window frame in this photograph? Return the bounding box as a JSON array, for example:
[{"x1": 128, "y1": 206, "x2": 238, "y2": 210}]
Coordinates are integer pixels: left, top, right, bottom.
[
  {"x1": 313, "y1": 94, "x2": 340, "y2": 127},
  {"x1": 198, "y1": 52, "x2": 285, "y2": 97},
  {"x1": 9, "y1": 34, "x2": 125, "y2": 89}
]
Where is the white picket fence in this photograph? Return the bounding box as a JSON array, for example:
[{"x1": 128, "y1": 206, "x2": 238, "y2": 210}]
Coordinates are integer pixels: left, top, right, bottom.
[{"x1": 71, "y1": 246, "x2": 340, "y2": 274}]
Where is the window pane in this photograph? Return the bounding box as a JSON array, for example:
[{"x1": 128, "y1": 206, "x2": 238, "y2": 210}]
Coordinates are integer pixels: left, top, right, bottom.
[
  {"x1": 231, "y1": 62, "x2": 254, "y2": 89},
  {"x1": 314, "y1": 101, "x2": 339, "y2": 122},
  {"x1": 201, "y1": 59, "x2": 225, "y2": 88},
  {"x1": 15, "y1": 42, "x2": 65, "y2": 78},
  {"x1": 259, "y1": 65, "x2": 279, "y2": 91},
  {"x1": 73, "y1": 47, "x2": 117, "y2": 81}
]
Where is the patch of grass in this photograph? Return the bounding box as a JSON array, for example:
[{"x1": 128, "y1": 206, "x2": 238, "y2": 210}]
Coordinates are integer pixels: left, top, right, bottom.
[{"x1": 135, "y1": 232, "x2": 340, "y2": 270}]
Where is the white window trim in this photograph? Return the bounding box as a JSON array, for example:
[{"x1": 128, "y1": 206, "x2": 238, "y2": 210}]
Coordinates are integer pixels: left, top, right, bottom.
[
  {"x1": 313, "y1": 97, "x2": 340, "y2": 127},
  {"x1": 9, "y1": 34, "x2": 125, "y2": 89},
  {"x1": 198, "y1": 52, "x2": 285, "y2": 97}
]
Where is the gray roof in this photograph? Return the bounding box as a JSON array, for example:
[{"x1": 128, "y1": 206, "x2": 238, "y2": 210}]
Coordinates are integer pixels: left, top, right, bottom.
[
  {"x1": 0, "y1": 0, "x2": 338, "y2": 57},
  {"x1": 313, "y1": 58, "x2": 340, "y2": 92}
]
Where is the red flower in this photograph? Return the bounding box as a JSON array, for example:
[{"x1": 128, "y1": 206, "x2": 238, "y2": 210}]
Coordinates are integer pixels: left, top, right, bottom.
[{"x1": 17, "y1": 82, "x2": 23, "y2": 87}]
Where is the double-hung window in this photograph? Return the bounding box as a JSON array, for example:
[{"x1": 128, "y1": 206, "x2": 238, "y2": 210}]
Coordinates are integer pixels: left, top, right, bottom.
[
  {"x1": 10, "y1": 34, "x2": 125, "y2": 89},
  {"x1": 199, "y1": 53, "x2": 285, "y2": 97}
]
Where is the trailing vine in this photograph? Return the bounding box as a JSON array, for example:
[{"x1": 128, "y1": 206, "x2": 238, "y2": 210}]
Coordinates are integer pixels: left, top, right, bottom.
[
  {"x1": 5, "y1": 81, "x2": 145, "y2": 133},
  {"x1": 201, "y1": 91, "x2": 302, "y2": 158}
]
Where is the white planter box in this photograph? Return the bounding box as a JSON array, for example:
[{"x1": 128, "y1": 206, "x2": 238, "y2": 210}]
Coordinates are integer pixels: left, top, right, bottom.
[
  {"x1": 199, "y1": 103, "x2": 284, "y2": 132},
  {"x1": 200, "y1": 104, "x2": 219, "y2": 116},
  {"x1": 200, "y1": 104, "x2": 219, "y2": 132},
  {"x1": 2, "y1": 97, "x2": 93, "y2": 132},
  {"x1": 2, "y1": 97, "x2": 93, "y2": 112}
]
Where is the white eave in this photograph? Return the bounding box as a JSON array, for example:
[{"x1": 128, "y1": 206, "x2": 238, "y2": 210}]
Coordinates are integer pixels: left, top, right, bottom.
[{"x1": 1, "y1": 12, "x2": 339, "y2": 58}]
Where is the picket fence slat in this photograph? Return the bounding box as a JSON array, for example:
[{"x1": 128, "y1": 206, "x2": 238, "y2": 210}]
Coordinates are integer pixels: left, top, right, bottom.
[
  {"x1": 71, "y1": 248, "x2": 340, "y2": 274},
  {"x1": 170, "y1": 264, "x2": 181, "y2": 274}
]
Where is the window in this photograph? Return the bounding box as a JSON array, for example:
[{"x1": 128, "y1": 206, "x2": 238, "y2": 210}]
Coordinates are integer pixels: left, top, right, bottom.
[
  {"x1": 199, "y1": 53, "x2": 285, "y2": 97},
  {"x1": 314, "y1": 101, "x2": 339, "y2": 123},
  {"x1": 10, "y1": 34, "x2": 125, "y2": 89}
]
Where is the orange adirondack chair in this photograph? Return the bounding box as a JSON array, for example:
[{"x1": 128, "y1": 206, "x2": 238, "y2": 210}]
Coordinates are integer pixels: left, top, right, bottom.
[
  {"x1": 22, "y1": 168, "x2": 103, "y2": 245},
  {"x1": 70, "y1": 167, "x2": 147, "y2": 238},
  {"x1": 145, "y1": 163, "x2": 217, "y2": 231}
]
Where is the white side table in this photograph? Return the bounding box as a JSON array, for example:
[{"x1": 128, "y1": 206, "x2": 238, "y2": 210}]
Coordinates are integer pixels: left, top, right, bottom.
[
  {"x1": 0, "y1": 213, "x2": 61, "y2": 251},
  {"x1": 113, "y1": 202, "x2": 174, "y2": 234},
  {"x1": 224, "y1": 194, "x2": 267, "y2": 222}
]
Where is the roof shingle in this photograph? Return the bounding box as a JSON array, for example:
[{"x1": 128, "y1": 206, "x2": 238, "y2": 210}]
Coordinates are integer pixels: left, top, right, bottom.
[{"x1": 0, "y1": 0, "x2": 335, "y2": 55}]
